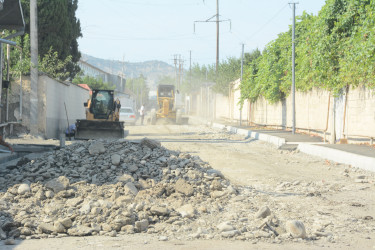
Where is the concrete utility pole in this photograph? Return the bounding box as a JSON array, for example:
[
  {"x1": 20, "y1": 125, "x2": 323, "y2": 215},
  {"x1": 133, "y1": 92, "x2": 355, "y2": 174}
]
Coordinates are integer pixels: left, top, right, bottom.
[
  {"x1": 189, "y1": 50, "x2": 192, "y2": 87},
  {"x1": 289, "y1": 2, "x2": 298, "y2": 134},
  {"x1": 240, "y1": 43, "x2": 244, "y2": 126},
  {"x1": 6, "y1": 44, "x2": 10, "y2": 122},
  {"x1": 194, "y1": 0, "x2": 231, "y2": 74},
  {"x1": 216, "y1": 0, "x2": 219, "y2": 73},
  {"x1": 121, "y1": 54, "x2": 125, "y2": 92},
  {"x1": 173, "y1": 55, "x2": 178, "y2": 87},
  {"x1": 30, "y1": 0, "x2": 39, "y2": 135}
]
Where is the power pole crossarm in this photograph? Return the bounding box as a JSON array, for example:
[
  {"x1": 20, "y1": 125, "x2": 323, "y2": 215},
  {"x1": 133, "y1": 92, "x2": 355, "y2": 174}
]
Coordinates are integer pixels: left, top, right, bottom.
[{"x1": 194, "y1": 0, "x2": 231, "y2": 74}]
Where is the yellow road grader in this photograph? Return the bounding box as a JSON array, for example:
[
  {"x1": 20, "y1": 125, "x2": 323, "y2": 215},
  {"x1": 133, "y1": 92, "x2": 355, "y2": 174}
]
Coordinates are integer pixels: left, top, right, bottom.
[{"x1": 150, "y1": 84, "x2": 188, "y2": 125}]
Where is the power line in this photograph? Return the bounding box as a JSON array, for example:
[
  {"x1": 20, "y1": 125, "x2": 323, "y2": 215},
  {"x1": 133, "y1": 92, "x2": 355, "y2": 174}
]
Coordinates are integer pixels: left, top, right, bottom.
[{"x1": 240, "y1": 3, "x2": 289, "y2": 44}]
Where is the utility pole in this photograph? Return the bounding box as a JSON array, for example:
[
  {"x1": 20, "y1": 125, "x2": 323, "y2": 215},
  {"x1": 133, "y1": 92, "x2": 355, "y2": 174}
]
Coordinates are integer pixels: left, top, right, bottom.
[
  {"x1": 173, "y1": 54, "x2": 178, "y2": 87},
  {"x1": 240, "y1": 43, "x2": 244, "y2": 126},
  {"x1": 121, "y1": 54, "x2": 125, "y2": 92},
  {"x1": 216, "y1": 0, "x2": 219, "y2": 73},
  {"x1": 189, "y1": 50, "x2": 192, "y2": 87},
  {"x1": 6, "y1": 45, "x2": 10, "y2": 122},
  {"x1": 30, "y1": 0, "x2": 39, "y2": 135},
  {"x1": 178, "y1": 55, "x2": 181, "y2": 90},
  {"x1": 289, "y1": 2, "x2": 298, "y2": 134},
  {"x1": 194, "y1": 0, "x2": 231, "y2": 74}
]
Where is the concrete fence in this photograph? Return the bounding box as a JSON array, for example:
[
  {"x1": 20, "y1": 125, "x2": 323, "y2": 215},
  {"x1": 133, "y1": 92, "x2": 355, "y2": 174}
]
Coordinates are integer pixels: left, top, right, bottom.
[
  {"x1": 189, "y1": 79, "x2": 375, "y2": 142},
  {"x1": 3, "y1": 74, "x2": 89, "y2": 139}
]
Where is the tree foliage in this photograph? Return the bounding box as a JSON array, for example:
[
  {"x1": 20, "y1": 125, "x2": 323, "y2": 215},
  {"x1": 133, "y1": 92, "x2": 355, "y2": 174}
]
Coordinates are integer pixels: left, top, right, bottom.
[
  {"x1": 240, "y1": 0, "x2": 375, "y2": 103},
  {"x1": 72, "y1": 75, "x2": 115, "y2": 90},
  {"x1": 19, "y1": 0, "x2": 82, "y2": 79},
  {"x1": 127, "y1": 74, "x2": 149, "y2": 107}
]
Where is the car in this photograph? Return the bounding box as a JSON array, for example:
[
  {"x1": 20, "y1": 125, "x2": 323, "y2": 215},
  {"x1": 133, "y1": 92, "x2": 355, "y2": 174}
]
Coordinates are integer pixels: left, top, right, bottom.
[{"x1": 119, "y1": 107, "x2": 137, "y2": 125}]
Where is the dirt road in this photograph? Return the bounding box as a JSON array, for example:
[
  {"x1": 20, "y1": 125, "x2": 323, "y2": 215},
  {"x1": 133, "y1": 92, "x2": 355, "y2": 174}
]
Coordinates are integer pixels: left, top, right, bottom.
[{"x1": 2, "y1": 123, "x2": 375, "y2": 249}]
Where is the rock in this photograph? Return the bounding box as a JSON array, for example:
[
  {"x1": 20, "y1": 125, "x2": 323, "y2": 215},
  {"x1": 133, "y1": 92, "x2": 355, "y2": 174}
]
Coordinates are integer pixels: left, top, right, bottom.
[
  {"x1": 17, "y1": 183, "x2": 31, "y2": 195},
  {"x1": 286, "y1": 220, "x2": 307, "y2": 238},
  {"x1": 140, "y1": 138, "x2": 161, "y2": 149},
  {"x1": 45, "y1": 176, "x2": 70, "y2": 193},
  {"x1": 221, "y1": 230, "x2": 240, "y2": 238},
  {"x1": 39, "y1": 223, "x2": 55, "y2": 234},
  {"x1": 159, "y1": 236, "x2": 168, "y2": 241},
  {"x1": 207, "y1": 169, "x2": 224, "y2": 178},
  {"x1": 255, "y1": 206, "x2": 271, "y2": 219},
  {"x1": 175, "y1": 179, "x2": 194, "y2": 196},
  {"x1": 176, "y1": 204, "x2": 196, "y2": 218},
  {"x1": 67, "y1": 225, "x2": 93, "y2": 236},
  {"x1": 210, "y1": 179, "x2": 222, "y2": 190},
  {"x1": 60, "y1": 218, "x2": 73, "y2": 229},
  {"x1": 4, "y1": 239, "x2": 16, "y2": 245},
  {"x1": 226, "y1": 185, "x2": 237, "y2": 194},
  {"x1": 88, "y1": 141, "x2": 106, "y2": 155},
  {"x1": 91, "y1": 207, "x2": 102, "y2": 215},
  {"x1": 116, "y1": 174, "x2": 134, "y2": 183},
  {"x1": 128, "y1": 165, "x2": 138, "y2": 173},
  {"x1": 217, "y1": 222, "x2": 235, "y2": 232},
  {"x1": 135, "y1": 219, "x2": 149, "y2": 232},
  {"x1": 80, "y1": 203, "x2": 92, "y2": 214},
  {"x1": 211, "y1": 190, "x2": 226, "y2": 199},
  {"x1": 54, "y1": 221, "x2": 66, "y2": 233},
  {"x1": 109, "y1": 230, "x2": 117, "y2": 237},
  {"x1": 125, "y1": 182, "x2": 138, "y2": 195},
  {"x1": 150, "y1": 206, "x2": 169, "y2": 216},
  {"x1": 121, "y1": 225, "x2": 134, "y2": 234},
  {"x1": 45, "y1": 190, "x2": 54, "y2": 198},
  {"x1": 111, "y1": 154, "x2": 121, "y2": 166},
  {"x1": 0, "y1": 227, "x2": 7, "y2": 240},
  {"x1": 75, "y1": 146, "x2": 86, "y2": 153}
]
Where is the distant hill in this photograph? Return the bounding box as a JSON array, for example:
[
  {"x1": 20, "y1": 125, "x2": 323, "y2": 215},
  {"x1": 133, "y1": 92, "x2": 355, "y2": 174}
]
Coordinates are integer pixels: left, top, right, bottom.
[{"x1": 81, "y1": 54, "x2": 175, "y2": 87}]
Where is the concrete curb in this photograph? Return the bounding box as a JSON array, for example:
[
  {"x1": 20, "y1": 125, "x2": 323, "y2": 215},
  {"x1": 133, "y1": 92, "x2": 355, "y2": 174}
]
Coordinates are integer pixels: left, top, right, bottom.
[
  {"x1": 211, "y1": 122, "x2": 286, "y2": 147},
  {"x1": 208, "y1": 120, "x2": 375, "y2": 172},
  {"x1": 298, "y1": 143, "x2": 375, "y2": 172}
]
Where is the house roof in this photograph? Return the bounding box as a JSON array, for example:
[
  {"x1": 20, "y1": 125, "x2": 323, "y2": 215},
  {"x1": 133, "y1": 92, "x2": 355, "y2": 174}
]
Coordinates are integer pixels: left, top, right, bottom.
[{"x1": 78, "y1": 84, "x2": 92, "y2": 95}]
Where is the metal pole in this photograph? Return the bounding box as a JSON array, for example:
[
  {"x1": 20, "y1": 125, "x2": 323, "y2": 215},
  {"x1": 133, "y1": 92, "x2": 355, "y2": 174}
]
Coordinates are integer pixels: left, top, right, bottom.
[
  {"x1": 6, "y1": 44, "x2": 10, "y2": 122},
  {"x1": 0, "y1": 43, "x2": 2, "y2": 115},
  {"x1": 30, "y1": 0, "x2": 39, "y2": 135},
  {"x1": 291, "y1": 2, "x2": 297, "y2": 134},
  {"x1": 19, "y1": 49, "x2": 23, "y2": 121},
  {"x1": 240, "y1": 43, "x2": 244, "y2": 126}
]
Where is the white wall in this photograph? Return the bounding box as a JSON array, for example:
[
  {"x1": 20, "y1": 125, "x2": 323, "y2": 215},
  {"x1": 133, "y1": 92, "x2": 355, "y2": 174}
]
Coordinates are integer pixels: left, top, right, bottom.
[
  {"x1": 204, "y1": 80, "x2": 375, "y2": 140},
  {"x1": 44, "y1": 75, "x2": 89, "y2": 138}
]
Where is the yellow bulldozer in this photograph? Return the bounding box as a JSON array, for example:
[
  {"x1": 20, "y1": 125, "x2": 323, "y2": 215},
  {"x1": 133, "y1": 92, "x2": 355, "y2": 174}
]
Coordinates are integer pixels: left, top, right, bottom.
[
  {"x1": 75, "y1": 89, "x2": 125, "y2": 140},
  {"x1": 150, "y1": 84, "x2": 188, "y2": 125}
]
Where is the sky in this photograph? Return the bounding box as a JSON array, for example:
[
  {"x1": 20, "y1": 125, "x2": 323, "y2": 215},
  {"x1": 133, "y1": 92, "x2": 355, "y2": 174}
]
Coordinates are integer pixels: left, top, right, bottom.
[{"x1": 77, "y1": 0, "x2": 327, "y2": 66}]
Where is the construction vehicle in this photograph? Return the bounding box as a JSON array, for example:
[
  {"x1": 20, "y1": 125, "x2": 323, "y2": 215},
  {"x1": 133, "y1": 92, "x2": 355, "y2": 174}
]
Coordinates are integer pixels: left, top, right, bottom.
[
  {"x1": 150, "y1": 84, "x2": 188, "y2": 125},
  {"x1": 75, "y1": 89, "x2": 125, "y2": 140}
]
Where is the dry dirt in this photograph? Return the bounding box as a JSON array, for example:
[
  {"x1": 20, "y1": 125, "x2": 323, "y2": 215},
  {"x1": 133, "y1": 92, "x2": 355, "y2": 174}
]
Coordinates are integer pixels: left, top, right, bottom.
[{"x1": 2, "y1": 123, "x2": 375, "y2": 249}]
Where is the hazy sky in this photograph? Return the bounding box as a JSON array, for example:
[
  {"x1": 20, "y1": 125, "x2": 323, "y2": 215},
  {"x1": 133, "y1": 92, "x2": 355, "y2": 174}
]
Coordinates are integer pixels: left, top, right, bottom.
[{"x1": 77, "y1": 0, "x2": 326, "y2": 66}]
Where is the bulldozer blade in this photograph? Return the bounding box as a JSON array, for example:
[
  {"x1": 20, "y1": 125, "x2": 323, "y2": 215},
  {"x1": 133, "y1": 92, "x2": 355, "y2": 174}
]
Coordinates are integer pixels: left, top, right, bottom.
[{"x1": 75, "y1": 120, "x2": 125, "y2": 140}]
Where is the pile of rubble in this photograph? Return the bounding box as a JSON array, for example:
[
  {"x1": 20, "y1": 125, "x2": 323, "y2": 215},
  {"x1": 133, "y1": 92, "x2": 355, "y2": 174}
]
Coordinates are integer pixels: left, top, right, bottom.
[{"x1": 0, "y1": 138, "x2": 308, "y2": 242}]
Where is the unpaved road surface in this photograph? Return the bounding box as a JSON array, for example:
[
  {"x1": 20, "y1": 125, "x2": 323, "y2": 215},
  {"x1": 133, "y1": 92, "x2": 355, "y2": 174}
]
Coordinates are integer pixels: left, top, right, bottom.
[{"x1": 2, "y1": 123, "x2": 375, "y2": 249}]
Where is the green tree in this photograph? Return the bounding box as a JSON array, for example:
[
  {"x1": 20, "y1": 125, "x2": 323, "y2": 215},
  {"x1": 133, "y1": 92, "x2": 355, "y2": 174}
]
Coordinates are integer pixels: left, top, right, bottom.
[
  {"x1": 127, "y1": 74, "x2": 149, "y2": 107},
  {"x1": 20, "y1": 0, "x2": 82, "y2": 79},
  {"x1": 72, "y1": 75, "x2": 115, "y2": 90}
]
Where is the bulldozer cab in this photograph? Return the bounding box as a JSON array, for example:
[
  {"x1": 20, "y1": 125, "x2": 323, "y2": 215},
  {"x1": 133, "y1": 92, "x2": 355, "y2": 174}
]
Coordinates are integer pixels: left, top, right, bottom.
[{"x1": 90, "y1": 90, "x2": 115, "y2": 119}]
